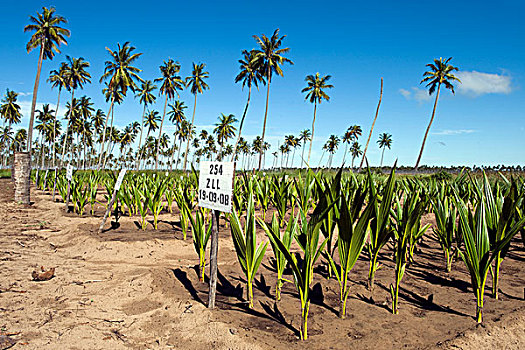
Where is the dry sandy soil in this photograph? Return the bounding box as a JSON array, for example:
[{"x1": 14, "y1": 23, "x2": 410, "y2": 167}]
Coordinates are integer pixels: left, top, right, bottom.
[{"x1": 0, "y1": 178, "x2": 524, "y2": 349}]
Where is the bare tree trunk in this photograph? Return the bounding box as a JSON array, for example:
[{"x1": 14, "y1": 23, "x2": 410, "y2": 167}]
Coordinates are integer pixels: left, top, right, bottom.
[
  {"x1": 136, "y1": 104, "x2": 146, "y2": 171},
  {"x1": 14, "y1": 152, "x2": 31, "y2": 204},
  {"x1": 155, "y1": 95, "x2": 168, "y2": 170},
  {"x1": 359, "y1": 77, "x2": 383, "y2": 171},
  {"x1": 52, "y1": 87, "x2": 61, "y2": 169},
  {"x1": 415, "y1": 83, "x2": 441, "y2": 171},
  {"x1": 258, "y1": 68, "x2": 272, "y2": 171},
  {"x1": 60, "y1": 89, "x2": 76, "y2": 167},
  {"x1": 97, "y1": 95, "x2": 115, "y2": 170},
  {"x1": 232, "y1": 85, "x2": 251, "y2": 161},
  {"x1": 27, "y1": 45, "x2": 44, "y2": 155}
]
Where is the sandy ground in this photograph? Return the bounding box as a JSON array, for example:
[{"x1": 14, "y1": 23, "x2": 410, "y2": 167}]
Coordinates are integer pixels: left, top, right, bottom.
[{"x1": 0, "y1": 178, "x2": 524, "y2": 349}]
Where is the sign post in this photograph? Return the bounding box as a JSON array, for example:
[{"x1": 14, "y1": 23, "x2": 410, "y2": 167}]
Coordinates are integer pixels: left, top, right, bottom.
[
  {"x1": 65, "y1": 164, "x2": 74, "y2": 211},
  {"x1": 198, "y1": 161, "x2": 235, "y2": 309},
  {"x1": 98, "y1": 169, "x2": 127, "y2": 233}
]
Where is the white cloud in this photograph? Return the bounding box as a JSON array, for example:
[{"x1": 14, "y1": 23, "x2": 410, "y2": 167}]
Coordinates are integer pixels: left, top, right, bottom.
[
  {"x1": 18, "y1": 92, "x2": 33, "y2": 97},
  {"x1": 18, "y1": 100, "x2": 68, "y2": 121},
  {"x1": 456, "y1": 71, "x2": 512, "y2": 96},
  {"x1": 432, "y1": 129, "x2": 476, "y2": 136},
  {"x1": 399, "y1": 87, "x2": 432, "y2": 103}
]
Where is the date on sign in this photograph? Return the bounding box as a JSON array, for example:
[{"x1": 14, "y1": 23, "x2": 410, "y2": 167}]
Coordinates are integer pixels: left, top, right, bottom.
[{"x1": 199, "y1": 190, "x2": 230, "y2": 206}]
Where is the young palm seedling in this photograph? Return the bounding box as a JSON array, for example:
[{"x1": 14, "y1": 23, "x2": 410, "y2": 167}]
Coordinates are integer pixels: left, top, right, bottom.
[
  {"x1": 147, "y1": 176, "x2": 168, "y2": 230},
  {"x1": 432, "y1": 183, "x2": 458, "y2": 272},
  {"x1": 189, "y1": 208, "x2": 212, "y2": 282},
  {"x1": 230, "y1": 196, "x2": 268, "y2": 309}
]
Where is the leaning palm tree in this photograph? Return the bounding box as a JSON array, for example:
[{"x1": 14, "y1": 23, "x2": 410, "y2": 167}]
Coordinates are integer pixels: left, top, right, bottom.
[
  {"x1": 214, "y1": 114, "x2": 238, "y2": 160},
  {"x1": 302, "y1": 73, "x2": 334, "y2": 165},
  {"x1": 299, "y1": 129, "x2": 311, "y2": 168},
  {"x1": 98, "y1": 41, "x2": 143, "y2": 170},
  {"x1": 135, "y1": 80, "x2": 157, "y2": 170},
  {"x1": 24, "y1": 6, "x2": 70, "y2": 154},
  {"x1": 377, "y1": 132, "x2": 392, "y2": 167},
  {"x1": 183, "y1": 63, "x2": 209, "y2": 170},
  {"x1": 252, "y1": 29, "x2": 293, "y2": 170},
  {"x1": 154, "y1": 59, "x2": 183, "y2": 170},
  {"x1": 359, "y1": 78, "x2": 383, "y2": 171},
  {"x1": 232, "y1": 49, "x2": 266, "y2": 160},
  {"x1": 414, "y1": 57, "x2": 460, "y2": 170}
]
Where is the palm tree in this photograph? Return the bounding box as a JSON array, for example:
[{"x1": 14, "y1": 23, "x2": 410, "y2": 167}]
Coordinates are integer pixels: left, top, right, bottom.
[
  {"x1": 48, "y1": 62, "x2": 68, "y2": 168},
  {"x1": 0, "y1": 89, "x2": 22, "y2": 163},
  {"x1": 415, "y1": 57, "x2": 460, "y2": 170},
  {"x1": 377, "y1": 132, "x2": 392, "y2": 167},
  {"x1": 252, "y1": 29, "x2": 293, "y2": 170},
  {"x1": 359, "y1": 78, "x2": 383, "y2": 171},
  {"x1": 214, "y1": 113, "x2": 238, "y2": 160},
  {"x1": 98, "y1": 42, "x2": 143, "y2": 169},
  {"x1": 13, "y1": 129, "x2": 28, "y2": 152},
  {"x1": 35, "y1": 104, "x2": 54, "y2": 169},
  {"x1": 232, "y1": 49, "x2": 266, "y2": 160},
  {"x1": 326, "y1": 135, "x2": 340, "y2": 168},
  {"x1": 349, "y1": 141, "x2": 362, "y2": 169},
  {"x1": 341, "y1": 124, "x2": 362, "y2": 165},
  {"x1": 168, "y1": 100, "x2": 187, "y2": 170},
  {"x1": 183, "y1": 63, "x2": 209, "y2": 171},
  {"x1": 302, "y1": 73, "x2": 334, "y2": 165},
  {"x1": 299, "y1": 129, "x2": 311, "y2": 168},
  {"x1": 154, "y1": 59, "x2": 183, "y2": 170},
  {"x1": 135, "y1": 80, "x2": 157, "y2": 170},
  {"x1": 24, "y1": 7, "x2": 70, "y2": 154},
  {"x1": 0, "y1": 127, "x2": 14, "y2": 166},
  {"x1": 60, "y1": 56, "x2": 91, "y2": 166}
]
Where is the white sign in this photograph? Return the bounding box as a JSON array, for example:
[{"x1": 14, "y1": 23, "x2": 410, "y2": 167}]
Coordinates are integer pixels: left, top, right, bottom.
[
  {"x1": 198, "y1": 161, "x2": 235, "y2": 213},
  {"x1": 66, "y1": 165, "x2": 74, "y2": 181},
  {"x1": 114, "y1": 169, "x2": 127, "y2": 191}
]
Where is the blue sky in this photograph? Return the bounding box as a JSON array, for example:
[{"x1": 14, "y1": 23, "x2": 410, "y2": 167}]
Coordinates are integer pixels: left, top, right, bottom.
[{"x1": 0, "y1": 0, "x2": 524, "y2": 167}]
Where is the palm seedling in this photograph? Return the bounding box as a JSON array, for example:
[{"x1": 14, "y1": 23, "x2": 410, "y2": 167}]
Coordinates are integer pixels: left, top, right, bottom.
[
  {"x1": 134, "y1": 184, "x2": 149, "y2": 230},
  {"x1": 270, "y1": 175, "x2": 293, "y2": 226},
  {"x1": 390, "y1": 189, "x2": 430, "y2": 314},
  {"x1": 147, "y1": 176, "x2": 168, "y2": 230},
  {"x1": 188, "y1": 208, "x2": 212, "y2": 282},
  {"x1": 454, "y1": 189, "x2": 524, "y2": 323},
  {"x1": 327, "y1": 183, "x2": 372, "y2": 318},
  {"x1": 230, "y1": 195, "x2": 268, "y2": 308},
  {"x1": 431, "y1": 182, "x2": 458, "y2": 272},
  {"x1": 258, "y1": 212, "x2": 298, "y2": 301},
  {"x1": 366, "y1": 163, "x2": 397, "y2": 291}
]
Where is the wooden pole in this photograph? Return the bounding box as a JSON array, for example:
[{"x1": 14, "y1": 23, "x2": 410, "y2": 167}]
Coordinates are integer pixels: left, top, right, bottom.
[
  {"x1": 99, "y1": 189, "x2": 118, "y2": 233},
  {"x1": 208, "y1": 209, "x2": 220, "y2": 309}
]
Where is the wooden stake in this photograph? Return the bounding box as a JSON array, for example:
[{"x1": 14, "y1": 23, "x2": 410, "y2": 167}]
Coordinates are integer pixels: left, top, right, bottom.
[{"x1": 208, "y1": 209, "x2": 220, "y2": 309}]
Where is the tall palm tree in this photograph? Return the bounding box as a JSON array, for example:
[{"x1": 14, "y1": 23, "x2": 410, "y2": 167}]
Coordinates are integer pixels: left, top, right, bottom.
[
  {"x1": 232, "y1": 49, "x2": 266, "y2": 159},
  {"x1": 154, "y1": 59, "x2": 183, "y2": 170},
  {"x1": 349, "y1": 141, "x2": 363, "y2": 169},
  {"x1": 213, "y1": 113, "x2": 238, "y2": 160},
  {"x1": 415, "y1": 57, "x2": 460, "y2": 170},
  {"x1": 252, "y1": 29, "x2": 293, "y2": 170},
  {"x1": 144, "y1": 110, "x2": 161, "y2": 139},
  {"x1": 377, "y1": 132, "x2": 392, "y2": 167},
  {"x1": 0, "y1": 89, "x2": 22, "y2": 162},
  {"x1": 48, "y1": 62, "x2": 68, "y2": 168},
  {"x1": 60, "y1": 56, "x2": 91, "y2": 166},
  {"x1": 341, "y1": 124, "x2": 362, "y2": 165},
  {"x1": 299, "y1": 129, "x2": 311, "y2": 168},
  {"x1": 168, "y1": 100, "x2": 187, "y2": 169},
  {"x1": 35, "y1": 104, "x2": 54, "y2": 169},
  {"x1": 98, "y1": 42, "x2": 143, "y2": 169},
  {"x1": 326, "y1": 135, "x2": 340, "y2": 168},
  {"x1": 135, "y1": 80, "x2": 157, "y2": 170},
  {"x1": 13, "y1": 129, "x2": 28, "y2": 152},
  {"x1": 24, "y1": 7, "x2": 70, "y2": 154},
  {"x1": 183, "y1": 63, "x2": 209, "y2": 170},
  {"x1": 359, "y1": 78, "x2": 383, "y2": 171},
  {"x1": 302, "y1": 72, "x2": 333, "y2": 165}
]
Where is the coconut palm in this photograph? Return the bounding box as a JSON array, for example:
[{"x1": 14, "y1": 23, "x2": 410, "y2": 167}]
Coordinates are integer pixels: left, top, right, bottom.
[
  {"x1": 415, "y1": 57, "x2": 460, "y2": 170},
  {"x1": 377, "y1": 132, "x2": 392, "y2": 167},
  {"x1": 349, "y1": 141, "x2": 362, "y2": 169},
  {"x1": 341, "y1": 125, "x2": 362, "y2": 166},
  {"x1": 302, "y1": 73, "x2": 333, "y2": 165},
  {"x1": 98, "y1": 42, "x2": 143, "y2": 169},
  {"x1": 232, "y1": 49, "x2": 266, "y2": 160},
  {"x1": 167, "y1": 100, "x2": 187, "y2": 169},
  {"x1": 252, "y1": 29, "x2": 293, "y2": 170},
  {"x1": 48, "y1": 62, "x2": 68, "y2": 167},
  {"x1": 359, "y1": 78, "x2": 383, "y2": 171},
  {"x1": 35, "y1": 104, "x2": 55, "y2": 168},
  {"x1": 0, "y1": 89, "x2": 22, "y2": 135},
  {"x1": 183, "y1": 63, "x2": 209, "y2": 170},
  {"x1": 135, "y1": 80, "x2": 157, "y2": 170},
  {"x1": 154, "y1": 59, "x2": 183, "y2": 170},
  {"x1": 13, "y1": 129, "x2": 28, "y2": 152},
  {"x1": 299, "y1": 129, "x2": 311, "y2": 168},
  {"x1": 214, "y1": 114, "x2": 238, "y2": 160},
  {"x1": 325, "y1": 135, "x2": 340, "y2": 168},
  {"x1": 24, "y1": 7, "x2": 70, "y2": 154}
]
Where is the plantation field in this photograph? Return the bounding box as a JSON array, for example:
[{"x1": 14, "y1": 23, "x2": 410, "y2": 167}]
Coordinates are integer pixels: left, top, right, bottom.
[{"x1": 1, "y1": 175, "x2": 524, "y2": 349}]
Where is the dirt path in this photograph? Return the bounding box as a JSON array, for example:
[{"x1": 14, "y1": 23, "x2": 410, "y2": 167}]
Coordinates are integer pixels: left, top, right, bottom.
[{"x1": 0, "y1": 178, "x2": 524, "y2": 349}]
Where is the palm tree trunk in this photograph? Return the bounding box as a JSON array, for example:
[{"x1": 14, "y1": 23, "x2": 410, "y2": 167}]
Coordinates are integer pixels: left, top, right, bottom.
[
  {"x1": 301, "y1": 143, "x2": 306, "y2": 169},
  {"x1": 359, "y1": 77, "x2": 383, "y2": 171},
  {"x1": 27, "y1": 45, "x2": 45, "y2": 155},
  {"x1": 60, "y1": 89, "x2": 76, "y2": 167},
  {"x1": 380, "y1": 147, "x2": 385, "y2": 167},
  {"x1": 136, "y1": 104, "x2": 147, "y2": 171},
  {"x1": 307, "y1": 101, "x2": 317, "y2": 165},
  {"x1": 155, "y1": 95, "x2": 168, "y2": 170},
  {"x1": 183, "y1": 94, "x2": 197, "y2": 171},
  {"x1": 415, "y1": 83, "x2": 441, "y2": 171},
  {"x1": 52, "y1": 87, "x2": 61, "y2": 169},
  {"x1": 97, "y1": 95, "x2": 115, "y2": 170},
  {"x1": 258, "y1": 69, "x2": 272, "y2": 171},
  {"x1": 291, "y1": 147, "x2": 296, "y2": 168},
  {"x1": 232, "y1": 85, "x2": 251, "y2": 161},
  {"x1": 342, "y1": 142, "x2": 348, "y2": 166}
]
